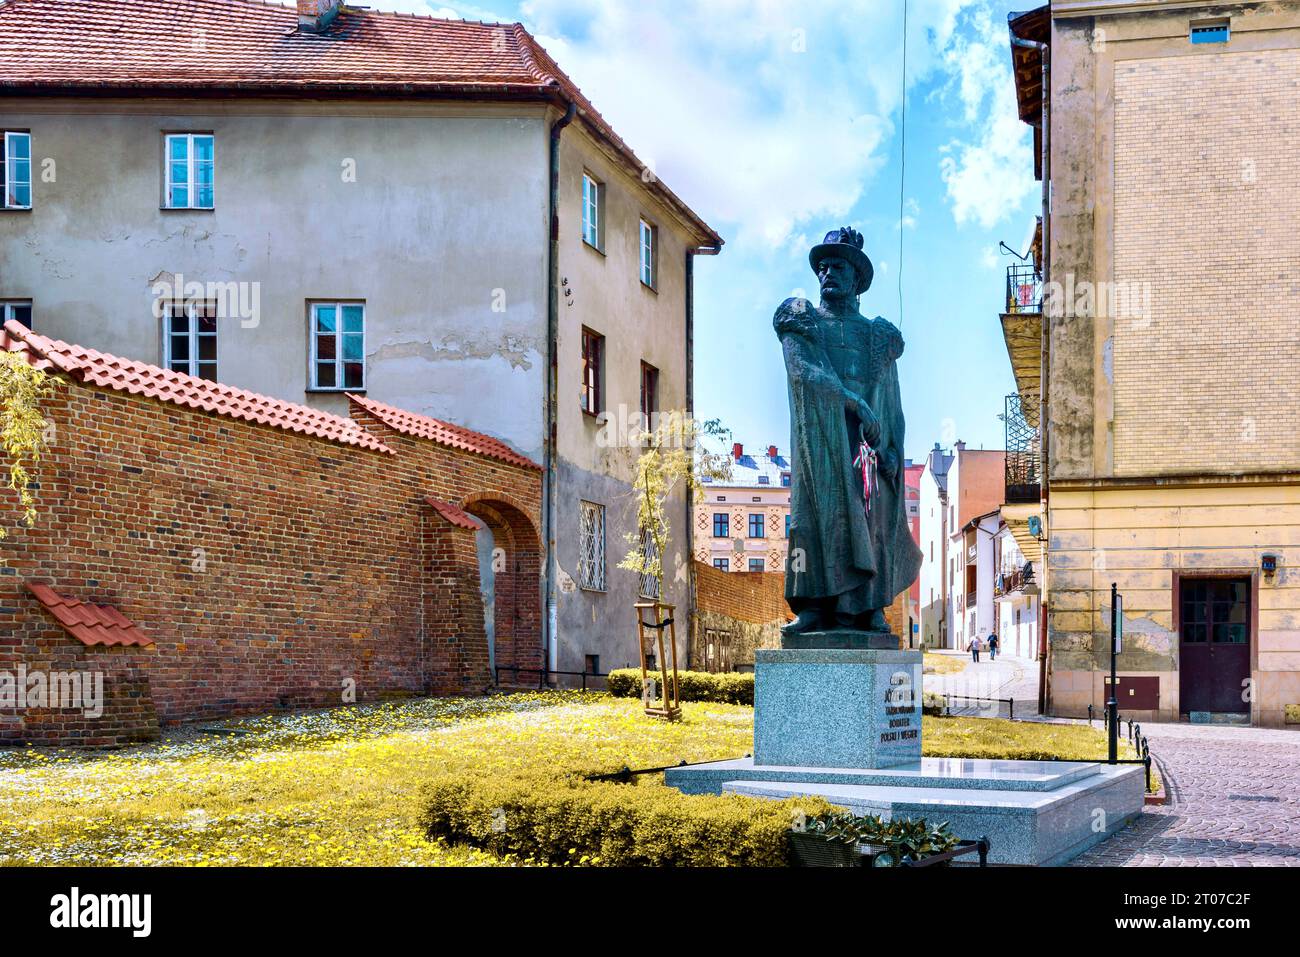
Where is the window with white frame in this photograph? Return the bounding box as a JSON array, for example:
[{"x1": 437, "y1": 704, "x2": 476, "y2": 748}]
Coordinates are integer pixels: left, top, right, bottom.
[
  {"x1": 163, "y1": 300, "x2": 218, "y2": 380},
  {"x1": 2, "y1": 131, "x2": 32, "y2": 210},
  {"x1": 579, "y1": 501, "x2": 607, "y2": 591},
  {"x1": 639, "y1": 218, "x2": 657, "y2": 288},
  {"x1": 581, "y1": 172, "x2": 603, "y2": 250},
  {"x1": 1, "y1": 299, "x2": 32, "y2": 328},
  {"x1": 310, "y1": 301, "x2": 365, "y2": 390},
  {"x1": 164, "y1": 133, "x2": 215, "y2": 209}
]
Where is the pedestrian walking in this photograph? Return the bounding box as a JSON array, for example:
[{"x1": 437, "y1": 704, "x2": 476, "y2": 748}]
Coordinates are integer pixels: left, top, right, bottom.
[
  {"x1": 968, "y1": 635, "x2": 981, "y2": 663},
  {"x1": 988, "y1": 632, "x2": 999, "y2": 661}
]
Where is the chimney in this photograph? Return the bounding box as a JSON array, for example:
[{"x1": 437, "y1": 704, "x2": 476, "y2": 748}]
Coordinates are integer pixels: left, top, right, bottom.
[
  {"x1": 768, "y1": 445, "x2": 778, "y2": 459},
  {"x1": 732, "y1": 442, "x2": 744, "y2": 462},
  {"x1": 954, "y1": 440, "x2": 966, "y2": 453},
  {"x1": 298, "y1": 0, "x2": 342, "y2": 33}
]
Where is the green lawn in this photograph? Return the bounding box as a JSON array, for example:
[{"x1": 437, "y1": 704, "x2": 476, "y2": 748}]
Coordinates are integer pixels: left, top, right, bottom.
[
  {"x1": 923, "y1": 652, "x2": 968, "y2": 676},
  {"x1": 0, "y1": 693, "x2": 1136, "y2": 866}
]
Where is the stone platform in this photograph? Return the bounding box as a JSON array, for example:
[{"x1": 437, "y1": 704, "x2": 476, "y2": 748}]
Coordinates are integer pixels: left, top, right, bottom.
[
  {"x1": 666, "y1": 757, "x2": 1145, "y2": 865},
  {"x1": 667, "y1": 645, "x2": 1146, "y2": 865}
]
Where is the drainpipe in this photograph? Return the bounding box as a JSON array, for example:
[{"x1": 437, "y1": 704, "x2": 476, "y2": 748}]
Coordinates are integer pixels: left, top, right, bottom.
[
  {"x1": 685, "y1": 243, "x2": 720, "y2": 668},
  {"x1": 544, "y1": 99, "x2": 577, "y2": 677}
]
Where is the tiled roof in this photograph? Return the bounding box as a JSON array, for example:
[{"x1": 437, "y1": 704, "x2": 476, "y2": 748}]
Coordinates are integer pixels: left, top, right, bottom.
[
  {"x1": 425, "y1": 497, "x2": 482, "y2": 531},
  {"x1": 349, "y1": 393, "x2": 540, "y2": 471},
  {"x1": 26, "y1": 581, "x2": 154, "y2": 647},
  {"x1": 0, "y1": 319, "x2": 393, "y2": 454},
  {"x1": 0, "y1": 0, "x2": 721, "y2": 246}
]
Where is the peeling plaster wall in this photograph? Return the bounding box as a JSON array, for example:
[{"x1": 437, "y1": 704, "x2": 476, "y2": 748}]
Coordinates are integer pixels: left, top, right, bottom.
[
  {"x1": 1042, "y1": 3, "x2": 1300, "y2": 726},
  {"x1": 0, "y1": 98, "x2": 550, "y2": 462},
  {"x1": 1047, "y1": 485, "x2": 1300, "y2": 726}
]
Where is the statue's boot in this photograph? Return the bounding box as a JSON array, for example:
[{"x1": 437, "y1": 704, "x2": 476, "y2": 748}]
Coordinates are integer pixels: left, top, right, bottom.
[
  {"x1": 781, "y1": 607, "x2": 826, "y2": 636},
  {"x1": 841, "y1": 608, "x2": 890, "y2": 631}
]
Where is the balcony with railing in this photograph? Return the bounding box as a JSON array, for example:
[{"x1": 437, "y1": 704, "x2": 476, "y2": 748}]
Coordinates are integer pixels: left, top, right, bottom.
[
  {"x1": 1004, "y1": 391, "x2": 1040, "y2": 505},
  {"x1": 994, "y1": 561, "x2": 1037, "y2": 599},
  {"x1": 1005, "y1": 263, "x2": 1042, "y2": 315}
]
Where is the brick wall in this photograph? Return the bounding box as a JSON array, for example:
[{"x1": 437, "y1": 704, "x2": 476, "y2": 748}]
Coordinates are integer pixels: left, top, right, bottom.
[
  {"x1": 1113, "y1": 48, "x2": 1300, "y2": 476},
  {"x1": 0, "y1": 377, "x2": 541, "y2": 745},
  {"x1": 690, "y1": 561, "x2": 912, "y2": 669}
]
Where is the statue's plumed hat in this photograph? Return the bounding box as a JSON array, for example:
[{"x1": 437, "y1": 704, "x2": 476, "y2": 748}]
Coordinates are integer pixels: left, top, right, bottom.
[{"x1": 809, "y1": 226, "x2": 874, "y2": 295}]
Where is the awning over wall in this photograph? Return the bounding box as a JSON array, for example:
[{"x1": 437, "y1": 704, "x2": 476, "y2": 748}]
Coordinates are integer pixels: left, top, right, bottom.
[{"x1": 26, "y1": 582, "x2": 153, "y2": 647}]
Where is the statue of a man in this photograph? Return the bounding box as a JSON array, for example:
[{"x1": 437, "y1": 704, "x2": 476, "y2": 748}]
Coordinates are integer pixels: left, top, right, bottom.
[{"x1": 775, "y1": 227, "x2": 922, "y2": 641}]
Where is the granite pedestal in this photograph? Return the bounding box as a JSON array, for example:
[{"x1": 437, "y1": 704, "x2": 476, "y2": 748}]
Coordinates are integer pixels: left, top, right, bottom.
[
  {"x1": 754, "y1": 648, "x2": 922, "y2": 769},
  {"x1": 666, "y1": 643, "x2": 1146, "y2": 865}
]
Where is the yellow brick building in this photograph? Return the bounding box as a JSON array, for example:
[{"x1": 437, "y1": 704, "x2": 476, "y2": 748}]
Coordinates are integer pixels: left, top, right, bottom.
[{"x1": 1003, "y1": 1, "x2": 1300, "y2": 727}]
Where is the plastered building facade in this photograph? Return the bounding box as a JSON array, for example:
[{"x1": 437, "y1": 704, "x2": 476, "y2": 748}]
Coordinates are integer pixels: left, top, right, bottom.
[{"x1": 1005, "y1": 1, "x2": 1300, "y2": 726}]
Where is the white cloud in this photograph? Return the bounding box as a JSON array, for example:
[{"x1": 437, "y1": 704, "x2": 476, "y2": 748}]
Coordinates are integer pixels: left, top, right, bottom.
[
  {"x1": 519, "y1": 0, "x2": 982, "y2": 250},
  {"x1": 936, "y1": 3, "x2": 1037, "y2": 228}
]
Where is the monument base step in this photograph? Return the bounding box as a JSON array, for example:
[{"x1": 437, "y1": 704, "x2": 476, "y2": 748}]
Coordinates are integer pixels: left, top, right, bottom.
[{"x1": 665, "y1": 759, "x2": 1145, "y2": 866}]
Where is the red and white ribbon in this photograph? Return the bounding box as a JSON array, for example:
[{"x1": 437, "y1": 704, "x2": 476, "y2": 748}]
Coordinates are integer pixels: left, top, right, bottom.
[{"x1": 853, "y1": 439, "x2": 878, "y2": 518}]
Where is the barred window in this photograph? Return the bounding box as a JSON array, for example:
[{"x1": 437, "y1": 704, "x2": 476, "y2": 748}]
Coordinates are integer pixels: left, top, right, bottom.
[
  {"x1": 638, "y1": 528, "x2": 660, "y2": 600},
  {"x1": 579, "y1": 501, "x2": 606, "y2": 591}
]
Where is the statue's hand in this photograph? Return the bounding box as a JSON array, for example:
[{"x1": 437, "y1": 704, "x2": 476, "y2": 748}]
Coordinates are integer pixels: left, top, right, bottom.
[{"x1": 849, "y1": 395, "x2": 882, "y2": 447}]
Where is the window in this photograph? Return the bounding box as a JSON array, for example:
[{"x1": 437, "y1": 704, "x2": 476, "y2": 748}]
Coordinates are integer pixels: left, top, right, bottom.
[
  {"x1": 1190, "y1": 19, "x2": 1229, "y2": 44},
  {"x1": 748, "y1": 559, "x2": 764, "y2": 573},
  {"x1": 712, "y1": 513, "x2": 729, "y2": 538},
  {"x1": 581, "y1": 327, "x2": 604, "y2": 415},
  {"x1": 713, "y1": 558, "x2": 729, "y2": 572},
  {"x1": 163, "y1": 300, "x2": 218, "y2": 380},
  {"x1": 584, "y1": 654, "x2": 600, "y2": 676},
  {"x1": 781, "y1": 472, "x2": 791, "y2": 487},
  {"x1": 2, "y1": 132, "x2": 31, "y2": 209},
  {"x1": 785, "y1": 514, "x2": 791, "y2": 538},
  {"x1": 579, "y1": 501, "x2": 606, "y2": 591},
  {"x1": 581, "y1": 172, "x2": 603, "y2": 251},
  {"x1": 748, "y1": 513, "x2": 765, "y2": 539},
  {"x1": 1, "y1": 299, "x2": 32, "y2": 328},
  {"x1": 639, "y1": 218, "x2": 657, "y2": 288},
  {"x1": 640, "y1": 361, "x2": 658, "y2": 423},
  {"x1": 163, "y1": 133, "x2": 214, "y2": 209},
  {"x1": 310, "y1": 302, "x2": 365, "y2": 390},
  {"x1": 758, "y1": 475, "x2": 770, "y2": 485}
]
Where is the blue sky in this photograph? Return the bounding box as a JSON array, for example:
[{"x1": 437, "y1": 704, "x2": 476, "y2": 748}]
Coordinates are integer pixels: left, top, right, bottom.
[{"x1": 379, "y1": 0, "x2": 1040, "y2": 462}]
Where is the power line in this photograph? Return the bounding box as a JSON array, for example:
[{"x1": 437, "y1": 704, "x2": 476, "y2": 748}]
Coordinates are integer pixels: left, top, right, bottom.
[{"x1": 897, "y1": 0, "x2": 909, "y2": 331}]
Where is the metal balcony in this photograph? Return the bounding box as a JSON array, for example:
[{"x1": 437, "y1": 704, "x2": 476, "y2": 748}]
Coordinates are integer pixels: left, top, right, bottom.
[
  {"x1": 1005, "y1": 263, "x2": 1042, "y2": 315},
  {"x1": 1004, "y1": 392, "x2": 1041, "y2": 504}
]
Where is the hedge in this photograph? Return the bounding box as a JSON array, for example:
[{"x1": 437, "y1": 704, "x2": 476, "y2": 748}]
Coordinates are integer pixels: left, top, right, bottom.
[
  {"x1": 420, "y1": 770, "x2": 833, "y2": 866},
  {"x1": 606, "y1": 669, "x2": 754, "y2": 705}
]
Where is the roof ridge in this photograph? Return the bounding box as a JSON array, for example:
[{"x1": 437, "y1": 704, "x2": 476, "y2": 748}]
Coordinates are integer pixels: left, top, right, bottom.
[{"x1": 347, "y1": 392, "x2": 540, "y2": 471}]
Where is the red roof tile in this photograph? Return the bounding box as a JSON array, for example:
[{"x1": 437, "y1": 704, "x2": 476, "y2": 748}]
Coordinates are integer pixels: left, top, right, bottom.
[
  {"x1": 348, "y1": 393, "x2": 540, "y2": 470},
  {"x1": 26, "y1": 581, "x2": 154, "y2": 647},
  {"x1": 425, "y1": 497, "x2": 482, "y2": 531},
  {"x1": 1, "y1": 319, "x2": 394, "y2": 454},
  {"x1": 0, "y1": 0, "x2": 720, "y2": 246}
]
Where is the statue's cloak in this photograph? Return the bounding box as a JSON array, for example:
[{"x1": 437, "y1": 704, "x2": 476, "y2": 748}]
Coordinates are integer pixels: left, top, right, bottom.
[{"x1": 776, "y1": 299, "x2": 923, "y2": 617}]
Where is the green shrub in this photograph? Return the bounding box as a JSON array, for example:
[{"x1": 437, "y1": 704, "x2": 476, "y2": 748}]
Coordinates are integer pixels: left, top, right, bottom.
[
  {"x1": 420, "y1": 769, "x2": 832, "y2": 866},
  {"x1": 606, "y1": 669, "x2": 755, "y2": 705}
]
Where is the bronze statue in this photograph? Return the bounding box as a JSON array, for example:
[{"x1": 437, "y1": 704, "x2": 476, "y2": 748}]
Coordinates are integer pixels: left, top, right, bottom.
[{"x1": 775, "y1": 227, "x2": 922, "y2": 644}]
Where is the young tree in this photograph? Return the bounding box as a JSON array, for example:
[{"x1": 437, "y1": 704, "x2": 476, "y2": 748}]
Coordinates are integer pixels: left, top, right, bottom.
[
  {"x1": 0, "y1": 351, "x2": 57, "y2": 547},
  {"x1": 617, "y1": 411, "x2": 731, "y2": 596}
]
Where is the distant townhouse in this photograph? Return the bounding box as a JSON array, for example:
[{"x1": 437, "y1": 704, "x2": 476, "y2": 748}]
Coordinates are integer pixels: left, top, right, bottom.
[
  {"x1": 695, "y1": 443, "x2": 791, "y2": 574},
  {"x1": 0, "y1": 0, "x2": 722, "y2": 680},
  {"x1": 918, "y1": 442, "x2": 1005, "y2": 650}
]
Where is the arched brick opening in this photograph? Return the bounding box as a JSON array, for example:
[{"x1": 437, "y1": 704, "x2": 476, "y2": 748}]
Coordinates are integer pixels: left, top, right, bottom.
[{"x1": 462, "y1": 495, "x2": 543, "y2": 683}]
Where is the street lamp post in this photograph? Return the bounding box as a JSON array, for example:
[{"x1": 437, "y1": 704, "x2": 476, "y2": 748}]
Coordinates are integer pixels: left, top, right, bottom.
[{"x1": 1108, "y1": 581, "x2": 1119, "y2": 764}]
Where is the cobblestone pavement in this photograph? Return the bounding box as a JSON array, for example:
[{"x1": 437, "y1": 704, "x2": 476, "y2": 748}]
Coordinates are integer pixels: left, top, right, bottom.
[
  {"x1": 1071, "y1": 722, "x2": 1300, "y2": 866},
  {"x1": 923, "y1": 651, "x2": 1040, "y2": 719}
]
